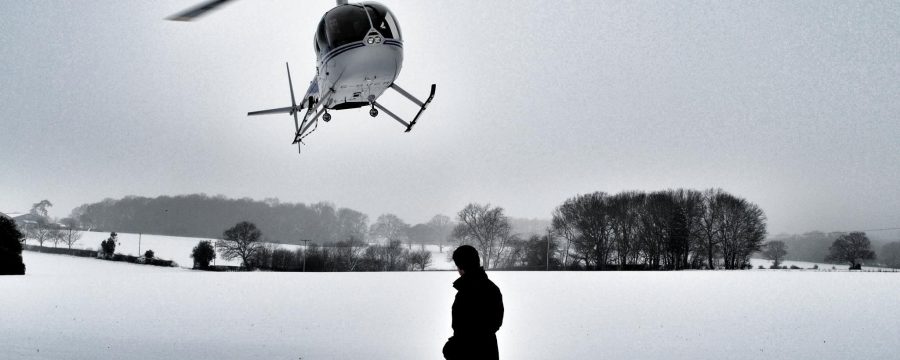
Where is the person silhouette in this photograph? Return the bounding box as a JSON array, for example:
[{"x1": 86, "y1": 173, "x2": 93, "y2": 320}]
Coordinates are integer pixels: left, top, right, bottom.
[{"x1": 443, "y1": 245, "x2": 504, "y2": 360}]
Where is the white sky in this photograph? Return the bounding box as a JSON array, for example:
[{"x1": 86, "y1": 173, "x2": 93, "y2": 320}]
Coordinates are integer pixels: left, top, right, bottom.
[{"x1": 1, "y1": 0, "x2": 898, "y2": 234}]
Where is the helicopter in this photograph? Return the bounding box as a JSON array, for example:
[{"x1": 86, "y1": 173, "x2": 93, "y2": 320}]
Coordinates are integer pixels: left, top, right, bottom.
[{"x1": 168, "y1": 0, "x2": 436, "y2": 153}]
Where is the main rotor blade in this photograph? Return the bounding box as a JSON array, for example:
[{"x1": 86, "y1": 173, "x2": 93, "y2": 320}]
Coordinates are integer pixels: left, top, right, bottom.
[{"x1": 167, "y1": 0, "x2": 235, "y2": 21}]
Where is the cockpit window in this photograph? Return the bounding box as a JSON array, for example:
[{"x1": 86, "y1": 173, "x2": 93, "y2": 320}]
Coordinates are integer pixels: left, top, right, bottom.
[
  {"x1": 316, "y1": 20, "x2": 328, "y2": 53},
  {"x1": 323, "y1": 5, "x2": 371, "y2": 51},
  {"x1": 364, "y1": 3, "x2": 401, "y2": 40}
]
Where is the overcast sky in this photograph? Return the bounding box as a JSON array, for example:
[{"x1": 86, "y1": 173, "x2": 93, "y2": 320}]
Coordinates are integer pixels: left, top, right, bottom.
[{"x1": 1, "y1": 0, "x2": 898, "y2": 235}]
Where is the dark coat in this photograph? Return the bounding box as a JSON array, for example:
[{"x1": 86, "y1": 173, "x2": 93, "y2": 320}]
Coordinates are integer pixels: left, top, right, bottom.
[{"x1": 443, "y1": 267, "x2": 504, "y2": 360}]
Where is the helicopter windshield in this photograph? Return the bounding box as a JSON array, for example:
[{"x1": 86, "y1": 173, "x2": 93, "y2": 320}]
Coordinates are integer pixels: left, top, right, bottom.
[
  {"x1": 363, "y1": 2, "x2": 401, "y2": 40},
  {"x1": 314, "y1": 3, "x2": 403, "y2": 55},
  {"x1": 322, "y1": 5, "x2": 371, "y2": 52}
]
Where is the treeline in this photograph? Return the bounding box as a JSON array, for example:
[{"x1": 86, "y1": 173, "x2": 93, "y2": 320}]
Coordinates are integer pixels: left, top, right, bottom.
[
  {"x1": 762, "y1": 231, "x2": 900, "y2": 269},
  {"x1": 193, "y1": 222, "x2": 435, "y2": 272},
  {"x1": 451, "y1": 188, "x2": 767, "y2": 271},
  {"x1": 251, "y1": 241, "x2": 434, "y2": 272},
  {"x1": 551, "y1": 189, "x2": 767, "y2": 270},
  {"x1": 71, "y1": 195, "x2": 373, "y2": 245},
  {"x1": 69, "y1": 194, "x2": 546, "y2": 247},
  {"x1": 766, "y1": 231, "x2": 894, "y2": 265}
]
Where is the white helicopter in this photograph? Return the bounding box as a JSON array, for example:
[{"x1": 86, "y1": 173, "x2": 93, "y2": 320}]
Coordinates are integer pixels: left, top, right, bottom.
[{"x1": 169, "y1": 0, "x2": 436, "y2": 153}]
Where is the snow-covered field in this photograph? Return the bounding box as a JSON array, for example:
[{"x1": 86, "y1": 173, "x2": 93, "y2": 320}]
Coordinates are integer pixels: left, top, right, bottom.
[
  {"x1": 27, "y1": 231, "x2": 458, "y2": 270},
  {"x1": 748, "y1": 258, "x2": 890, "y2": 271},
  {"x1": 2, "y1": 251, "x2": 899, "y2": 359}
]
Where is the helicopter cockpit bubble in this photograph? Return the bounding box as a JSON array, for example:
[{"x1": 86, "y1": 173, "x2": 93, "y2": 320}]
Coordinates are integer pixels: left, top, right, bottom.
[
  {"x1": 320, "y1": 5, "x2": 370, "y2": 52},
  {"x1": 315, "y1": 2, "x2": 402, "y2": 56}
]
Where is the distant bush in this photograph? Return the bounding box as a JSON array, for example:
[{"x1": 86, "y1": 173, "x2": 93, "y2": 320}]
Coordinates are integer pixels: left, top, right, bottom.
[
  {"x1": 105, "y1": 253, "x2": 174, "y2": 267},
  {"x1": 849, "y1": 263, "x2": 862, "y2": 270},
  {"x1": 408, "y1": 249, "x2": 432, "y2": 271},
  {"x1": 144, "y1": 249, "x2": 155, "y2": 260},
  {"x1": 205, "y1": 265, "x2": 243, "y2": 272},
  {"x1": 251, "y1": 245, "x2": 274, "y2": 270},
  {"x1": 811, "y1": 264, "x2": 819, "y2": 270},
  {"x1": 769, "y1": 264, "x2": 780, "y2": 269},
  {"x1": 145, "y1": 258, "x2": 176, "y2": 267},
  {"x1": 112, "y1": 254, "x2": 139, "y2": 263},
  {"x1": 100, "y1": 232, "x2": 118, "y2": 258},
  {"x1": 758, "y1": 265, "x2": 765, "y2": 269},
  {"x1": 23, "y1": 244, "x2": 97, "y2": 258},
  {"x1": 191, "y1": 241, "x2": 216, "y2": 269},
  {"x1": 271, "y1": 248, "x2": 299, "y2": 271},
  {"x1": 789, "y1": 265, "x2": 801, "y2": 269}
]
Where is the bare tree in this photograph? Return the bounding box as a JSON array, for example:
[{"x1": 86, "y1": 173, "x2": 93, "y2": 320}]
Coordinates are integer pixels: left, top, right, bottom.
[
  {"x1": 826, "y1": 232, "x2": 875, "y2": 268},
  {"x1": 27, "y1": 222, "x2": 55, "y2": 248},
  {"x1": 50, "y1": 228, "x2": 64, "y2": 248},
  {"x1": 608, "y1": 192, "x2": 643, "y2": 269},
  {"x1": 452, "y1": 203, "x2": 512, "y2": 269},
  {"x1": 335, "y1": 237, "x2": 367, "y2": 271},
  {"x1": 310, "y1": 202, "x2": 339, "y2": 244},
  {"x1": 552, "y1": 198, "x2": 579, "y2": 269},
  {"x1": 428, "y1": 214, "x2": 453, "y2": 252},
  {"x1": 369, "y1": 214, "x2": 410, "y2": 245},
  {"x1": 382, "y1": 240, "x2": 408, "y2": 271},
  {"x1": 698, "y1": 189, "x2": 724, "y2": 269},
  {"x1": 336, "y1": 208, "x2": 369, "y2": 244},
  {"x1": 217, "y1": 221, "x2": 264, "y2": 269},
  {"x1": 59, "y1": 218, "x2": 83, "y2": 249},
  {"x1": 670, "y1": 189, "x2": 705, "y2": 269},
  {"x1": 408, "y1": 249, "x2": 432, "y2": 270},
  {"x1": 552, "y1": 192, "x2": 613, "y2": 269},
  {"x1": 715, "y1": 194, "x2": 767, "y2": 269},
  {"x1": 271, "y1": 248, "x2": 298, "y2": 271},
  {"x1": 762, "y1": 240, "x2": 788, "y2": 267},
  {"x1": 30, "y1": 200, "x2": 53, "y2": 218}
]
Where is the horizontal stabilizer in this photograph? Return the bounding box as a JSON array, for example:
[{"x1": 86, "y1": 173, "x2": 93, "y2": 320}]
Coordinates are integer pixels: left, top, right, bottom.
[{"x1": 248, "y1": 106, "x2": 294, "y2": 116}]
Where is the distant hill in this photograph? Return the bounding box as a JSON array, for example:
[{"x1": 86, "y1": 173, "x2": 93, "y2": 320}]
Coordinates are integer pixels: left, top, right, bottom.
[
  {"x1": 767, "y1": 231, "x2": 895, "y2": 265},
  {"x1": 70, "y1": 194, "x2": 369, "y2": 245}
]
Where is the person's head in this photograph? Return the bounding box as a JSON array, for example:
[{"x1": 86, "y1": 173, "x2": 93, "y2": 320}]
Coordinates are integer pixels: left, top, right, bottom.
[{"x1": 453, "y1": 245, "x2": 480, "y2": 275}]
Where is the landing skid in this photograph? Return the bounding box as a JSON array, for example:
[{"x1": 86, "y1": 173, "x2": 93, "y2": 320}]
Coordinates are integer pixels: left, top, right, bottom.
[
  {"x1": 373, "y1": 83, "x2": 437, "y2": 133},
  {"x1": 248, "y1": 63, "x2": 437, "y2": 155}
]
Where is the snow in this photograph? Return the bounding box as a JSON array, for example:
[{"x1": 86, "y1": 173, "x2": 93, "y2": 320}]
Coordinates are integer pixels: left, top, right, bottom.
[
  {"x1": 2, "y1": 251, "x2": 899, "y2": 359},
  {"x1": 749, "y1": 258, "x2": 889, "y2": 271},
  {"x1": 28, "y1": 231, "x2": 458, "y2": 270}
]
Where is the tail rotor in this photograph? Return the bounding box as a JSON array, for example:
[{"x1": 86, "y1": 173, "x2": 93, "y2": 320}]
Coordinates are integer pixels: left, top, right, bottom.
[{"x1": 286, "y1": 63, "x2": 300, "y2": 136}]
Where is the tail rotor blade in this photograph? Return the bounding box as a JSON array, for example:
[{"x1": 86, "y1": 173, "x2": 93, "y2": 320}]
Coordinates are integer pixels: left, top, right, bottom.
[
  {"x1": 286, "y1": 62, "x2": 300, "y2": 133},
  {"x1": 287, "y1": 62, "x2": 297, "y2": 109}
]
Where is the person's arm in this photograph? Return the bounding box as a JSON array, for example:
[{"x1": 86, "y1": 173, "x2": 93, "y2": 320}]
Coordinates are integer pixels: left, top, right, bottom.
[{"x1": 490, "y1": 287, "x2": 504, "y2": 332}]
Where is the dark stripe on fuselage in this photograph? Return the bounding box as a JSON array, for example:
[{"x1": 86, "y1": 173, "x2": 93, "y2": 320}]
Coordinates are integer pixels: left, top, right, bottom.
[
  {"x1": 321, "y1": 43, "x2": 365, "y2": 64},
  {"x1": 319, "y1": 41, "x2": 404, "y2": 65}
]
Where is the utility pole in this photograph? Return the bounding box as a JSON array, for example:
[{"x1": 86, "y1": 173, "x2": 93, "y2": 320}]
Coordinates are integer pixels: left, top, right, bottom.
[
  {"x1": 546, "y1": 228, "x2": 551, "y2": 271},
  {"x1": 301, "y1": 239, "x2": 310, "y2": 272}
]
